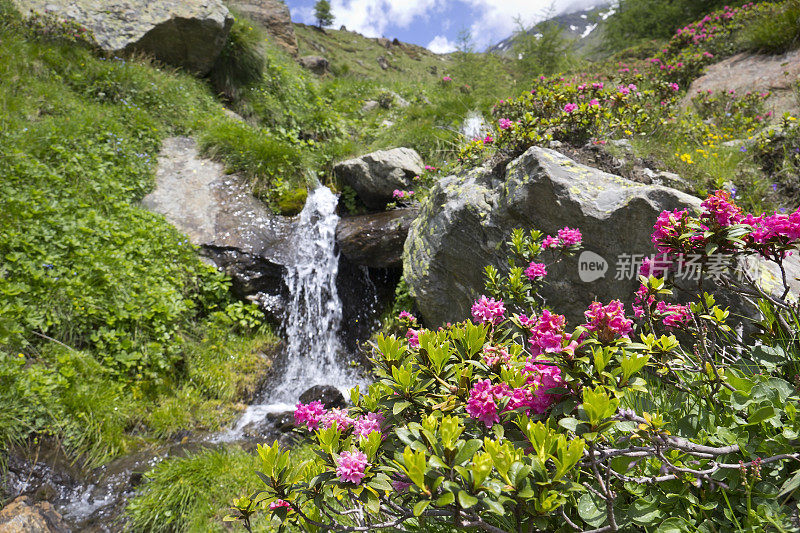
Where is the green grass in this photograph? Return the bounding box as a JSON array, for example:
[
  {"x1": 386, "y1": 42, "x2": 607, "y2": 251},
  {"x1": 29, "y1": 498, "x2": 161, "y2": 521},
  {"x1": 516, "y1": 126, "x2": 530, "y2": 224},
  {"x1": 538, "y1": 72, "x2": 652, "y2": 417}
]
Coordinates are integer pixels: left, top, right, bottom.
[
  {"x1": 125, "y1": 445, "x2": 316, "y2": 532},
  {"x1": 208, "y1": 11, "x2": 266, "y2": 101},
  {"x1": 740, "y1": 0, "x2": 800, "y2": 54}
]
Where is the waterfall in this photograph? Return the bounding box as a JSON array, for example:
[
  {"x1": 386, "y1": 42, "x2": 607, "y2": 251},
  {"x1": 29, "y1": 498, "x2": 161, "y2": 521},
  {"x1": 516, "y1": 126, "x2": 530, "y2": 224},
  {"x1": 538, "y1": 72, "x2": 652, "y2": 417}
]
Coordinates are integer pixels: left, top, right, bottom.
[
  {"x1": 271, "y1": 186, "x2": 357, "y2": 403},
  {"x1": 216, "y1": 186, "x2": 364, "y2": 440}
]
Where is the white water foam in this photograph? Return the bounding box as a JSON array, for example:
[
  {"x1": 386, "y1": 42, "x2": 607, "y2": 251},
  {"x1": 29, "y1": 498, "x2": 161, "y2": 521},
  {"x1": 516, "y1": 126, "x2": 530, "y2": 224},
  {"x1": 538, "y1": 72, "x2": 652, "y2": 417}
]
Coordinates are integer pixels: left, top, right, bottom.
[
  {"x1": 216, "y1": 186, "x2": 365, "y2": 441},
  {"x1": 462, "y1": 111, "x2": 488, "y2": 140}
]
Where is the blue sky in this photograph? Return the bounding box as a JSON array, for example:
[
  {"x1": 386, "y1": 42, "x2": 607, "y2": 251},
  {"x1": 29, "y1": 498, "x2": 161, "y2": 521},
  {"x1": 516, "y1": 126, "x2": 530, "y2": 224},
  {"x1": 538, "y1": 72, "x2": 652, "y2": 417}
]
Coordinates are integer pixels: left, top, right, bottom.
[{"x1": 285, "y1": 0, "x2": 610, "y2": 52}]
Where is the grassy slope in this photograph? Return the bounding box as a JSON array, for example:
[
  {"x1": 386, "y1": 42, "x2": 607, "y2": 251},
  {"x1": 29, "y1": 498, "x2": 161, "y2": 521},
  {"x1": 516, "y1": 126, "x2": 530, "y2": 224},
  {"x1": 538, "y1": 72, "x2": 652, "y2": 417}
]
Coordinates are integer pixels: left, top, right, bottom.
[
  {"x1": 294, "y1": 23, "x2": 452, "y2": 82},
  {"x1": 0, "y1": 9, "x2": 279, "y2": 470}
]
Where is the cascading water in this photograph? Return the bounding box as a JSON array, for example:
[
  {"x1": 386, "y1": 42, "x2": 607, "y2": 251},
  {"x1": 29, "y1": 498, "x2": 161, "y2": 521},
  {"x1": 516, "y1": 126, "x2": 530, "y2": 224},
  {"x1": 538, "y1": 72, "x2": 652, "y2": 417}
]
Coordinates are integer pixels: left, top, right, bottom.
[
  {"x1": 218, "y1": 186, "x2": 365, "y2": 440},
  {"x1": 273, "y1": 186, "x2": 359, "y2": 402}
]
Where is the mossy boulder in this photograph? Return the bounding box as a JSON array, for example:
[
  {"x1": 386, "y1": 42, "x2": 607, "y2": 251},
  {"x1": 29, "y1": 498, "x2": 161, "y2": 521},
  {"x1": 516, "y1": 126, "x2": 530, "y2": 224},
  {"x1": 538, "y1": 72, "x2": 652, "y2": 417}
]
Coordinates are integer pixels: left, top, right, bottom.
[
  {"x1": 13, "y1": 0, "x2": 233, "y2": 75},
  {"x1": 403, "y1": 146, "x2": 700, "y2": 326},
  {"x1": 333, "y1": 148, "x2": 424, "y2": 210}
]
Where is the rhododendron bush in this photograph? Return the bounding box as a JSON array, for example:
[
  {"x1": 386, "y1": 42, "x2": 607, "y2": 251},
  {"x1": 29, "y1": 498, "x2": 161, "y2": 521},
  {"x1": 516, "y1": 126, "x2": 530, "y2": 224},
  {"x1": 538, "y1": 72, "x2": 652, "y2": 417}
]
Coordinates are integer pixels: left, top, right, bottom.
[{"x1": 229, "y1": 192, "x2": 800, "y2": 532}]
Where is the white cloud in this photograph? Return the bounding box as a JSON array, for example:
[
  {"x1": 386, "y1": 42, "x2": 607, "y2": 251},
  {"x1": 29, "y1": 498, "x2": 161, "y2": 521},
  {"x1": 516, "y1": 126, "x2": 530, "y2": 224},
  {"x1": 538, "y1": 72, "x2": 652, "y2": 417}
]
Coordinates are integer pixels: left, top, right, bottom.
[
  {"x1": 427, "y1": 35, "x2": 458, "y2": 53},
  {"x1": 327, "y1": 0, "x2": 444, "y2": 37},
  {"x1": 294, "y1": 5, "x2": 316, "y2": 25},
  {"x1": 461, "y1": 0, "x2": 609, "y2": 49}
]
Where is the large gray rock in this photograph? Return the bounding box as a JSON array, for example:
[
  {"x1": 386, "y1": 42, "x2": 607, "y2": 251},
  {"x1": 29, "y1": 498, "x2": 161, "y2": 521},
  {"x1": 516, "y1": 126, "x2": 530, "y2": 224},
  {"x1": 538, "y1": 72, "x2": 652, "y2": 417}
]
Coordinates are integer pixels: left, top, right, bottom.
[
  {"x1": 142, "y1": 137, "x2": 290, "y2": 317},
  {"x1": 334, "y1": 148, "x2": 424, "y2": 210},
  {"x1": 226, "y1": 0, "x2": 298, "y2": 56},
  {"x1": 14, "y1": 0, "x2": 233, "y2": 75},
  {"x1": 336, "y1": 208, "x2": 418, "y2": 268},
  {"x1": 404, "y1": 147, "x2": 800, "y2": 327},
  {"x1": 298, "y1": 55, "x2": 329, "y2": 74},
  {"x1": 404, "y1": 147, "x2": 700, "y2": 326}
]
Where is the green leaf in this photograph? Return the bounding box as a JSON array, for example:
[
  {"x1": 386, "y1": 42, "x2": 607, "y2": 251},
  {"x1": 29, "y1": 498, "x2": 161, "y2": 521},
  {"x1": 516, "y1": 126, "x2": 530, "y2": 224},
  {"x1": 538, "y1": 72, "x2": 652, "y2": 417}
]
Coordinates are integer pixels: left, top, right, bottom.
[
  {"x1": 779, "y1": 468, "x2": 800, "y2": 498},
  {"x1": 558, "y1": 417, "x2": 581, "y2": 432},
  {"x1": 435, "y1": 492, "x2": 455, "y2": 507},
  {"x1": 413, "y1": 500, "x2": 431, "y2": 517},
  {"x1": 628, "y1": 498, "x2": 663, "y2": 525},
  {"x1": 657, "y1": 517, "x2": 691, "y2": 532},
  {"x1": 577, "y1": 493, "x2": 606, "y2": 528},
  {"x1": 458, "y1": 490, "x2": 479, "y2": 509},
  {"x1": 454, "y1": 439, "x2": 483, "y2": 465},
  {"x1": 393, "y1": 400, "x2": 411, "y2": 415},
  {"x1": 748, "y1": 404, "x2": 776, "y2": 425}
]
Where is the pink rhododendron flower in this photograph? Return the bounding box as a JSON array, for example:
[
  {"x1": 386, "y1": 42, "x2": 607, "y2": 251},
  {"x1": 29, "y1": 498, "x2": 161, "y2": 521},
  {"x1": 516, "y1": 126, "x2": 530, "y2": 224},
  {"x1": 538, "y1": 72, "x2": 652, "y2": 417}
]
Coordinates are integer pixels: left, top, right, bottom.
[
  {"x1": 482, "y1": 344, "x2": 511, "y2": 367},
  {"x1": 398, "y1": 311, "x2": 417, "y2": 323},
  {"x1": 632, "y1": 284, "x2": 655, "y2": 319},
  {"x1": 406, "y1": 328, "x2": 420, "y2": 348},
  {"x1": 639, "y1": 255, "x2": 671, "y2": 278},
  {"x1": 391, "y1": 478, "x2": 412, "y2": 492},
  {"x1": 498, "y1": 118, "x2": 513, "y2": 130},
  {"x1": 270, "y1": 499, "x2": 291, "y2": 511},
  {"x1": 471, "y1": 295, "x2": 505, "y2": 325},
  {"x1": 517, "y1": 313, "x2": 537, "y2": 328},
  {"x1": 424, "y1": 165, "x2": 437, "y2": 171},
  {"x1": 529, "y1": 309, "x2": 568, "y2": 356},
  {"x1": 465, "y1": 379, "x2": 505, "y2": 427},
  {"x1": 656, "y1": 301, "x2": 691, "y2": 329},
  {"x1": 522, "y1": 359, "x2": 564, "y2": 413},
  {"x1": 483, "y1": 134, "x2": 494, "y2": 144},
  {"x1": 320, "y1": 408, "x2": 355, "y2": 431},
  {"x1": 563, "y1": 103, "x2": 578, "y2": 113},
  {"x1": 294, "y1": 400, "x2": 325, "y2": 430},
  {"x1": 442, "y1": 76, "x2": 452, "y2": 82},
  {"x1": 668, "y1": 82, "x2": 680, "y2": 91},
  {"x1": 524, "y1": 261, "x2": 547, "y2": 280},
  {"x1": 589, "y1": 98, "x2": 600, "y2": 107},
  {"x1": 582, "y1": 300, "x2": 633, "y2": 342},
  {"x1": 392, "y1": 189, "x2": 405, "y2": 200},
  {"x1": 541, "y1": 235, "x2": 559, "y2": 248},
  {"x1": 651, "y1": 209, "x2": 689, "y2": 253},
  {"x1": 336, "y1": 450, "x2": 369, "y2": 484},
  {"x1": 353, "y1": 412, "x2": 385, "y2": 438},
  {"x1": 701, "y1": 190, "x2": 743, "y2": 227},
  {"x1": 557, "y1": 227, "x2": 582, "y2": 246}
]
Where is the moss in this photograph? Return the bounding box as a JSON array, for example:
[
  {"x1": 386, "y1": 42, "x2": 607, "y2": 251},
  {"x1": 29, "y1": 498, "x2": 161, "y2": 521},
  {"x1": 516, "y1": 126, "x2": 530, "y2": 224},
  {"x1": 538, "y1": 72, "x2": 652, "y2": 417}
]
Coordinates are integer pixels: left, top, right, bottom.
[{"x1": 276, "y1": 185, "x2": 308, "y2": 216}]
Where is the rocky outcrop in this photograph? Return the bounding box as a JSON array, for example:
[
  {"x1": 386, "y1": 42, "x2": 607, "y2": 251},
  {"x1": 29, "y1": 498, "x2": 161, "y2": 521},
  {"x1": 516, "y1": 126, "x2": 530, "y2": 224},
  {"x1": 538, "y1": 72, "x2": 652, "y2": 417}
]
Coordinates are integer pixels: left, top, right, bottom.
[
  {"x1": 404, "y1": 147, "x2": 697, "y2": 326},
  {"x1": 404, "y1": 147, "x2": 800, "y2": 327},
  {"x1": 336, "y1": 208, "x2": 417, "y2": 268},
  {"x1": 298, "y1": 55, "x2": 329, "y2": 74},
  {"x1": 226, "y1": 0, "x2": 298, "y2": 55},
  {"x1": 334, "y1": 148, "x2": 424, "y2": 210},
  {"x1": 142, "y1": 137, "x2": 290, "y2": 317},
  {"x1": 0, "y1": 497, "x2": 69, "y2": 533},
  {"x1": 684, "y1": 49, "x2": 800, "y2": 118},
  {"x1": 13, "y1": 0, "x2": 233, "y2": 75}
]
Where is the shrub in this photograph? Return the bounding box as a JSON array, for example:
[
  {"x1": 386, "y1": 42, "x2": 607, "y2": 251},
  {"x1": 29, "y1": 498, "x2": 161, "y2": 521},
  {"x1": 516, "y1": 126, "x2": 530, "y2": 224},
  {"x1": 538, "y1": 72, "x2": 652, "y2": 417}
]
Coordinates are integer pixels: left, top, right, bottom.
[
  {"x1": 230, "y1": 192, "x2": 800, "y2": 532},
  {"x1": 603, "y1": 0, "x2": 749, "y2": 50},
  {"x1": 208, "y1": 12, "x2": 266, "y2": 101},
  {"x1": 740, "y1": 0, "x2": 800, "y2": 54}
]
